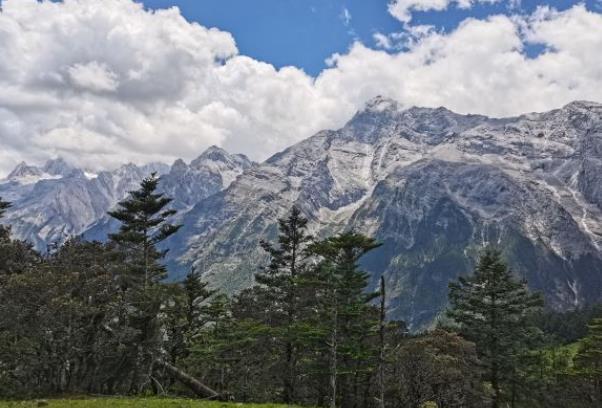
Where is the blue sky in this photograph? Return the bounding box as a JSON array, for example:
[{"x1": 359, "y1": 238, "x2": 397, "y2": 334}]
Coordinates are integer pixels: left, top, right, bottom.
[{"x1": 141, "y1": 0, "x2": 602, "y2": 75}]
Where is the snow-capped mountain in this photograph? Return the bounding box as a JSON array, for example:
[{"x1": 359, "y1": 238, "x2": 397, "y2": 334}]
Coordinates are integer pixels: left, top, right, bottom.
[
  {"x1": 0, "y1": 147, "x2": 252, "y2": 251},
  {"x1": 164, "y1": 97, "x2": 602, "y2": 329}
]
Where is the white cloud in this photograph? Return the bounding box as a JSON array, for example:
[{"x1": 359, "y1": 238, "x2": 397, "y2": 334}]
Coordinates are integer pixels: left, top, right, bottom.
[
  {"x1": 0, "y1": 0, "x2": 334, "y2": 174},
  {"x1": 320, "y1": 4, "x2": 602, "y2": 116},
  {"x1": 341, "y1": 7, "x2": 352, "y2": 26},
  {"x1": 373, "y1": 32, "x2": 393, "y2": 49},
  {"x1": 1, "y1": 0, "x2": 602, "y2": 177},
  {"x1": 68, "y1": 62, "x2": 119, "y2": 92},
  {"x1": 388, "y1": 0, "x2": 502, "y2": 23}
]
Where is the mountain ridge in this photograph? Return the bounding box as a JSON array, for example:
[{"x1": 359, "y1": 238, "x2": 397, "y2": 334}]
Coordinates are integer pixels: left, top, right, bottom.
[
  {"x1": 163, "y1": 97, "x2": 602, "y2": 328},
  {"x1": 0, "y1": 147, "x2": 253, "y2": 250},
  {"x1": 2, "y1": 98, "x2": 602, "y2": 328}
]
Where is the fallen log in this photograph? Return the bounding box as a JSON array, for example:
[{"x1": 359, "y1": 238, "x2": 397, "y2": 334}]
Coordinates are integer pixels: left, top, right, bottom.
[{"x1": 154, "y1": 358, "x2": 218, "y2": 399}]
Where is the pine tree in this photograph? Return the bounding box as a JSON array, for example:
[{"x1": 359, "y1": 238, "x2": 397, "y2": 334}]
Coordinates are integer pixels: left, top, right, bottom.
[
  {"x1": 574, "y1": 316, "x2": 602, "y2": 403},
  {"x1": 109, "y1": 172, "x2": 181, "y2": 290},
  {"x1": 164, "y1": 270, "x2": 216, "y2": 367},
  {"x1": 108, "y1": 172, "x2": 182, "y2": 393},
  {"x1": 254, "y1": 206, "x2": 313, "y2": 403},
  {"x1": 447, "y1": 248, "x2": 543, "y2": 408},
  {"x1": 182, "y1": 270, "x2": 216, "y2": 335},
  {"x1": 309, "y1": 232, "x2": 381, "y2": 408}
]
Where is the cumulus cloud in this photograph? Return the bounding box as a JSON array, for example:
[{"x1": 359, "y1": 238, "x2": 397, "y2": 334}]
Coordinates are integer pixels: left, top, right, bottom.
[
  {"x1": 0, "y1": 0, "x2": 337, "y2": 174},
  {"x1": 388, "y1": 0, "x2": 502, "y2": 23},
  {"x1": 68, "y1": 62, "x2": 120, "y2": 92},
  {"x1": 1, "y1": 0, "x2": 602, "y2": 176},
  {"x1": 321, "y1": 5, "x2": 602, "y2": 116}
]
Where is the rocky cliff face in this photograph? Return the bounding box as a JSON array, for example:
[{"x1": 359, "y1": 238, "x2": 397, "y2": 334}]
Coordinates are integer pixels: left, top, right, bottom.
[{"x1": 165, "y1": 98, "x2": 602, "y2": 329}]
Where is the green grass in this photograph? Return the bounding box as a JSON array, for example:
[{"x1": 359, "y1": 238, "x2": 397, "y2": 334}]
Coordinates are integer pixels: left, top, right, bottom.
[{"x1": 0, "y1": 398, "x2": 296, "y2": 408}]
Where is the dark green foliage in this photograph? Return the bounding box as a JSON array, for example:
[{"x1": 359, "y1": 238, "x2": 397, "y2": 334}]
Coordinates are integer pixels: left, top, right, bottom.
[
  {"x1": 107, "y1": 173, "x2": 183, "y2": 393},
  {"x1": 574, "y1": 317, "x2": 602, "y2": 404},
  {"x1": 164, "y1": 270, "x2": 217, "y2": 366},
  {"x1": 1, "y1": 200, "x2": 600, "y2": 407},
  {"x1": 448, "y1": 248, "x2": 544, "y2": 407},
  {"x1": 109, "y1": 172, "x2": 181, "y2": 288},
  {"x1": 307, "y1": 232, "x2": 382, "y2": 408},
  {"x1": 534, "y1": 305, "x2": 602, "y2": 344},
  {"x1": 386, "y1": 329, "x2": 484, "y2": 408},
  {"x1": 255, "y1": 206, "x2": 313, "y2": 403},
  {"x1": 0, "y1": 239, "x2": 120, "y2": 396}
]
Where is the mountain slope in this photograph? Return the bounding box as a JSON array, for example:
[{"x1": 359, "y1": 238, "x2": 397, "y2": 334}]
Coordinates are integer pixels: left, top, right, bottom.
[{"x1": 167, "y1": 98, "x2": 602, "y2": 328}]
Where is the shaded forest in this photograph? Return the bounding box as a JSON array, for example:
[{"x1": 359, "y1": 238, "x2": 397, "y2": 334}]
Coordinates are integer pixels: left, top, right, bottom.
[{"x1": 0, "y1": 174, "x2": 601, "y2": 407}]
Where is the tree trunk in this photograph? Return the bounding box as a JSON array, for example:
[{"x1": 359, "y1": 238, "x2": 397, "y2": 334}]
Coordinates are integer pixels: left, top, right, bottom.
[{"x1": 153, "y1": 358, "x2": 218, "y2": 399}]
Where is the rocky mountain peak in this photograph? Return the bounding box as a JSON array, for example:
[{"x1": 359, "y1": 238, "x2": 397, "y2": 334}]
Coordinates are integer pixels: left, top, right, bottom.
[
  {"x1": 192, "y1": 145, "x2": 230, "y2": 166},
  {"x1": 43, "y1": 157, "x2": 75, "y2": 176},
  {"x1": 7, "y1": 161, "x2": 43, "y2": 180},
  {"x1": 170, "y1": 158, "x2": 189, "y2": 174},
  {"x1": 363, "y1": 95, "x2": 400, "y2": 113},
  {"x1": 190, "y1": 146, "x2": 252, "y2": 172}
]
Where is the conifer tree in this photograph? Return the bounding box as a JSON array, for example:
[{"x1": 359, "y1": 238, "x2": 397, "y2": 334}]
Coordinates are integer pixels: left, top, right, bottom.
[
  {"x1": 309, "y1": 232, "x2": 381, "y2": 408},
  {"x1": 108, "y1": 172, "x2": 182, "y2": 392},
  {"x1": 109, "y1": 172, "x2": 181, "y2": 289},
  {"x1": 447, "y1": 248, "x2": 543, "y2": 408},
  {"x1": 255, "y1": 206, "x2": 313, "y2": 403},
  {"x1": 574, "y1": 316, "x2": 602, "y2": 403},
  {"x1": 164, "y1": 270, "x2": 216, "y2": 366},
  {"x1": 182, "y1": 270, "x2": 215, "y2": 335}
]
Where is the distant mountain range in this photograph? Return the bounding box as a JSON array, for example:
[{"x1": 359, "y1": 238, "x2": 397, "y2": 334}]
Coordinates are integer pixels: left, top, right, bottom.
[
  {"x1": 2, "y1": 97, "x2": 602, "y2": 328},
  {"x1": 0, "y1": 147, "x2": 252, "y2": 251}
]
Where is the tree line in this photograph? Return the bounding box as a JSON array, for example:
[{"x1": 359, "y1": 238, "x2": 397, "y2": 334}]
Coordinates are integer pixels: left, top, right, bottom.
[{"x1": 0, "y1": 174, "x2": 601, "y2": 407}]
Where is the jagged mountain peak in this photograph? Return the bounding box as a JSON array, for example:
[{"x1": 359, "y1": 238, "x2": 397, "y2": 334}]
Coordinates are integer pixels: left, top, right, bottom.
[
  {"x1": 200, "y1": 144, "x2": 229, "y2": 156},
  {"x1": 7, "y1": 161, "x2": 43, "y2": 180},
  {"x1": 170, "y1": 158, "x2": 189, "y2": 173},
  {"x1": 42, "y1": 157, "x2": 75, "y2": 176},
  {"x1": 190, "y1": 146, "x2": 252, "y2": 171},
  {"x1": 360, "y1": 96, "x2": 463, "y2": 118},
  {"x1": 363, "y1": 95, "x2": 400, "y2": 112}
]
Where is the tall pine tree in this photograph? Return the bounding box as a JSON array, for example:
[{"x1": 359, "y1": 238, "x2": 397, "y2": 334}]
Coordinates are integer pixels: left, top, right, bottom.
[
  {"x1": 108, "y1": 172, "x2": 182, "y2": 393},
  {"x1": 309, "y1": 232, "x2": 381, "y2": 408},
  {"x1": 447, "y1": 248, "x2": 543, "y2": 408},
  {"x1": 255, "y1": 206, "x2": 313, "y2": 403},
  {"x1": 109, "y1": 172, "x2": 181, "y2": 290}
]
